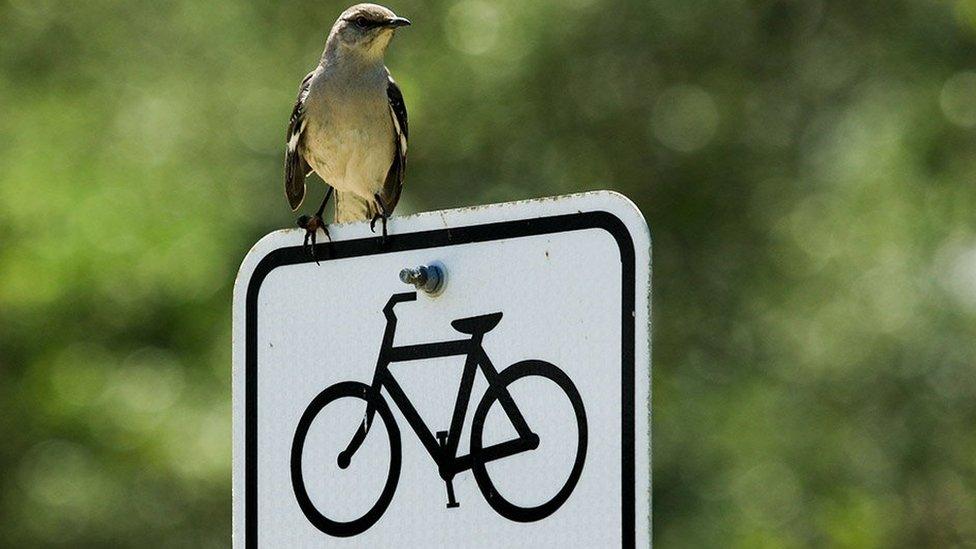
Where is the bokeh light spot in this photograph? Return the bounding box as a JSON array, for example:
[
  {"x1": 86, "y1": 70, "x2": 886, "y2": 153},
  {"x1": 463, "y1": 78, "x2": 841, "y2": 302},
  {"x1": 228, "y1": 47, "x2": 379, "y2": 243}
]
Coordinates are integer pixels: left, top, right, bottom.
[
  {"x1": 937, "y1": 240, "x2": 976, "y2": 310},
  {"x1": 445, "y1": 1, "x2": 502, "y2": 56},
  {"x1": 651, "y1": 85, "x2": 719, "y2": 153},
  {"x1": 940, "y1": 71, "x2": 976, "y2": 127}
]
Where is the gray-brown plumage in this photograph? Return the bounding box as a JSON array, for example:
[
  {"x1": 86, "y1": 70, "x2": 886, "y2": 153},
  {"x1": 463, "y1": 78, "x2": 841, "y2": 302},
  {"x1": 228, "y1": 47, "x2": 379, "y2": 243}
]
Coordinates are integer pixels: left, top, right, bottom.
[{"x1": 285, "y1": 3, "x2": 409, "y2": 249}]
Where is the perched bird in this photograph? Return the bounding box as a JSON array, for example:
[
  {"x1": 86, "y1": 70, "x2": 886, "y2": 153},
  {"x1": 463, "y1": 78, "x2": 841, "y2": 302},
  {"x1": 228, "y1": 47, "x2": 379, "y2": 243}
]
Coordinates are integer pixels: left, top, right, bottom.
[{"x1": 285, "y1": 3, "x2": 410, "y2": 254}]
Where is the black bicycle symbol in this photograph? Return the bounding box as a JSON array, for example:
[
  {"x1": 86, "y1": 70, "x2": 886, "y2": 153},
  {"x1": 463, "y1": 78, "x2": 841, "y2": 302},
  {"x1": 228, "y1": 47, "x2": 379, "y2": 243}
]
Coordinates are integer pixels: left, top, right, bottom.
[{"x1": 291, "y1": 292, "x2": 588, "y2": 537}]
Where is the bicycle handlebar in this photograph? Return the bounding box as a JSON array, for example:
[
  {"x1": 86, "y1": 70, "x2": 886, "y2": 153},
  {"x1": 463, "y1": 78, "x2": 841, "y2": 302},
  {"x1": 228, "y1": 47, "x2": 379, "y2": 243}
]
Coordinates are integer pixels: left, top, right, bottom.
[{"x1": 383, "y1": 292, "x2": 418, "y2": 322}]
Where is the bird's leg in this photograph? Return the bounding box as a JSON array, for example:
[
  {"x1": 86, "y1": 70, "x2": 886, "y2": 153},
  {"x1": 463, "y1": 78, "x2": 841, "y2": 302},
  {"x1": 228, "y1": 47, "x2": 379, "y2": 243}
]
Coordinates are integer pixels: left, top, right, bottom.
[
  {"x1": 369, "y1": 193, "x2": 389, "y2": 244},
  {"x1": 297, "y1": 215, "x2": 323, "y2": 263},
  {"x1": 297, "y1": 187, "x2": 334, "y2": 261}
]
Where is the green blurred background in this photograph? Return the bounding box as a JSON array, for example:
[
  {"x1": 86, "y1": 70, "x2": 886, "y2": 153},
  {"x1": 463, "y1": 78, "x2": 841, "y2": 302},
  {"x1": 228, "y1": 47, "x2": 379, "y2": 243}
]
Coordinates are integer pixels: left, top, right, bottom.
[{"x1": 2, "y1": 0, "x2": 975, "y2": 546}]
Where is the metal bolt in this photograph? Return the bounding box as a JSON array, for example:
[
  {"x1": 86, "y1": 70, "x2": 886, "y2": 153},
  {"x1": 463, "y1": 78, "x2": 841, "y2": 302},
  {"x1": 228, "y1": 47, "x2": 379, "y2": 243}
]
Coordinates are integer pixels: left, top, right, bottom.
[{"x1": 400, "y1": 264, "x2": 445, "y2": 295}]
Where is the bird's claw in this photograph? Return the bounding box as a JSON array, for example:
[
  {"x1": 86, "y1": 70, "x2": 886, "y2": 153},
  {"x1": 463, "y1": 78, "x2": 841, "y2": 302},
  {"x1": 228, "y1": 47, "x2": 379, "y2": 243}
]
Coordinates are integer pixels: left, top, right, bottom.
[
  {"x1": 298, "y1": 214, "x2": 330, "y2": 263},
  {"x1": 370, "y1": 213, "x2": 388, "y2": 245}
]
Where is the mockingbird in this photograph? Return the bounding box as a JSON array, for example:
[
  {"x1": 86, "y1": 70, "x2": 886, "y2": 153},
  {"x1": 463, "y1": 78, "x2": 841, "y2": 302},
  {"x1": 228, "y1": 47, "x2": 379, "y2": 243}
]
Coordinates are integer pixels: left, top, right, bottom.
[{"x1": 285, "y1": 3, "x2": 410, "y2": 255}]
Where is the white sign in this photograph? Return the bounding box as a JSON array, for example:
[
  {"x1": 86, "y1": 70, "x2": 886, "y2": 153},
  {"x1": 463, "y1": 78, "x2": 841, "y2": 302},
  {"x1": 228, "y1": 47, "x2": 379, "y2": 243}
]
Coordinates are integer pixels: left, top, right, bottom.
[{"x1": 233, "y1": 191, "x2": 651, "y2": 547}]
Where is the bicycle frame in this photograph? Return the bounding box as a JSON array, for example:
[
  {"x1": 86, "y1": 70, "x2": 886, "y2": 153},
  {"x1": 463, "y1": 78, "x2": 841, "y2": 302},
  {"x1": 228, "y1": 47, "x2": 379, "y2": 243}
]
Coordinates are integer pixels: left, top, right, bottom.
[{"x1": 343, "y1": 292, "x2": 538, "y2": 479}]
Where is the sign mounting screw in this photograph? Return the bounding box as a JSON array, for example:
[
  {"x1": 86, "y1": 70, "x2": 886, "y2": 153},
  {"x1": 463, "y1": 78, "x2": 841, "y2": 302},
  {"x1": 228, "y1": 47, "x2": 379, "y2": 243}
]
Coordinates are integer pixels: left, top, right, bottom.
[{"x1": 400, "y1": 264, "x2": 445, "y2": 295}]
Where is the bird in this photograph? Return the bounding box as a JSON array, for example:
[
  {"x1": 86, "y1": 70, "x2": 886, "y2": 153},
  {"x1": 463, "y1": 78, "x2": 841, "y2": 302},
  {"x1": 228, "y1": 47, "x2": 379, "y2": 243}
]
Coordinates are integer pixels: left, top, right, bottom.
[{"x1": 284, "y1": 3, "x2": 410, "y2": 256}]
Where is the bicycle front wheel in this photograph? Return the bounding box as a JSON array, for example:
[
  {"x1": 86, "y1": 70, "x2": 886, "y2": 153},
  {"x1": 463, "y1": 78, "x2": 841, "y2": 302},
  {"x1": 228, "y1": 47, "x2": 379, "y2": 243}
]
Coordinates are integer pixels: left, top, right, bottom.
[
  {"x1": 290, "y1": 381, "x2": 401, "y2": 537},
  {"x1": 470, "y1": 360, "x2": 588, "y2": 523}
]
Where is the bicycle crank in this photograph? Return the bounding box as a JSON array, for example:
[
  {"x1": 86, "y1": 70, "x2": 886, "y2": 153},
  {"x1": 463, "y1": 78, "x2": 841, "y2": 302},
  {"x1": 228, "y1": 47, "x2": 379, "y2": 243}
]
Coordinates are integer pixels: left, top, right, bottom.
[{"x1": 436, "y1": 431, "x2": 460, "y2": 509}]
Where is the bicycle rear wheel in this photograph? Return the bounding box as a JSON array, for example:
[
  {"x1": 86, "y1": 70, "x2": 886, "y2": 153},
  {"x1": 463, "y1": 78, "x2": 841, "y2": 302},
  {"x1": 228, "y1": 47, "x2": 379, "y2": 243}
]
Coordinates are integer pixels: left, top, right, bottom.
[
  {"x1": 470, "y1": 360, "x2": 587, "y2": 523},
  {"x1": 291, "y1": 381, "x2": 401, "y2": 537}
]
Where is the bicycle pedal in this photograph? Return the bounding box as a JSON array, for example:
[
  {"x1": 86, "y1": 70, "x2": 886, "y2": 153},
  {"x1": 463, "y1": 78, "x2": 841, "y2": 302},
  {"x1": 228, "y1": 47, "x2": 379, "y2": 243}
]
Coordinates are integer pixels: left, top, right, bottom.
[
  {"x1": 443, "y1": 478, "x2": 460, "y2": 509},
  {"x1": 436, "y1": 431, "x2": 461, "y2": 508}
]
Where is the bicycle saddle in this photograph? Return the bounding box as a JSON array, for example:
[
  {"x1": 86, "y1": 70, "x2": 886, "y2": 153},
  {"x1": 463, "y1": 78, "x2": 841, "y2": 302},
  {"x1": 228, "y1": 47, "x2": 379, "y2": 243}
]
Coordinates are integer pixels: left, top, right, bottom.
[{"x1": 450, "y1": 312, "x2": 503, "y2": 334}]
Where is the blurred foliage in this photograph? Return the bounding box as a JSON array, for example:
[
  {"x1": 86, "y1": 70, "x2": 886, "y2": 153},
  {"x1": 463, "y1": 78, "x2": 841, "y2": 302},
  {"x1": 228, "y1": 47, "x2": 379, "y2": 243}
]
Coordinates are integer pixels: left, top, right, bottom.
[{"x1": 1, "y1": 0, "x2": 975, "y2": 546}]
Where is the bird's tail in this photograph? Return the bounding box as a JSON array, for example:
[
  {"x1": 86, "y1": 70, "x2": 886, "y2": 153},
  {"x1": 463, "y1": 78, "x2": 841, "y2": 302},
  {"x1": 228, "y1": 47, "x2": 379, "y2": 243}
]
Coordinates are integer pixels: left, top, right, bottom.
[{"x1": 334, "y1": 191, "x2": 378, "y2": 224}]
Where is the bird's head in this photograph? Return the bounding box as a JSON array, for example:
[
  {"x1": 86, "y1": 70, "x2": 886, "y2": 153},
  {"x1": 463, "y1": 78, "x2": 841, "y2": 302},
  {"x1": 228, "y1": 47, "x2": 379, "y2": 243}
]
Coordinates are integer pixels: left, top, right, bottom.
[{"x1": 331, "y1": 4, "x2": 410, "y2": 60}]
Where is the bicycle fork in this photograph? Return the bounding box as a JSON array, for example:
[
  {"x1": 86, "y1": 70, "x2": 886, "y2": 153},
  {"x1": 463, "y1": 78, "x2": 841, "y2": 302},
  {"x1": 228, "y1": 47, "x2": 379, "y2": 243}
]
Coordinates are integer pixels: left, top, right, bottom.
[
  {"x1": 336, "y1": 385, "x2": 379, "y2": 469},
  {"x1": 338, "y1": 324, "x2": 397, "y2": 470}
]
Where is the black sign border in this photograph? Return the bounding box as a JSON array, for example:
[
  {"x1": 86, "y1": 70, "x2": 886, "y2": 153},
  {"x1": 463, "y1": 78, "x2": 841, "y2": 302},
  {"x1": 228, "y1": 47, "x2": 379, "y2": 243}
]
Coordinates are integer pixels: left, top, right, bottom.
[{"x1": 244, "y1": 210, "x2": 638, "y2": 547}]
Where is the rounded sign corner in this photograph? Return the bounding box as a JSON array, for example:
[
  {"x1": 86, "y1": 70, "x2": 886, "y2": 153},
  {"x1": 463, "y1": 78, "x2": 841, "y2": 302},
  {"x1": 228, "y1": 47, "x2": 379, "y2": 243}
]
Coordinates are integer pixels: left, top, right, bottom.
[
  {"x1": 588, "y1": 190, "x2": 652, "y2": 253},
  {"x1": 233, "y1": 229, "x2": 295, "y2": 303}
]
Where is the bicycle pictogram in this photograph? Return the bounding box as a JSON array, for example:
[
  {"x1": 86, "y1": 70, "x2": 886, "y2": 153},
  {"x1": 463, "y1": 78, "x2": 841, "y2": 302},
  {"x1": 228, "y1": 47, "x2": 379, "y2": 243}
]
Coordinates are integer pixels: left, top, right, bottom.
[{"x1": 291, "y1": 292, "x2": 588, "y2": 537}]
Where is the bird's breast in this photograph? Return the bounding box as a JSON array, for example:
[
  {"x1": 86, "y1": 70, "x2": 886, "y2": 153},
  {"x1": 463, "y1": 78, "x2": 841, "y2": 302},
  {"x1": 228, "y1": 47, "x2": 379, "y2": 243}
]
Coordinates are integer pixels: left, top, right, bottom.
[{"x1": 302, "y1": 93, "x2": 395, "y2": 196}]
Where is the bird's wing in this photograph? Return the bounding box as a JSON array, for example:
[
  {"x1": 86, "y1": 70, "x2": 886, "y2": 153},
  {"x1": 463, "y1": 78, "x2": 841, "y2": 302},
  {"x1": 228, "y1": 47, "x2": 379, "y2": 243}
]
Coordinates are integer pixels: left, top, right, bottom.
[
  {"x1": 284, "y1": 70, "x2": 315, "y2": 211},
  {"x1": 380, "y1": 74, "x2": 408, "y2": 213}
]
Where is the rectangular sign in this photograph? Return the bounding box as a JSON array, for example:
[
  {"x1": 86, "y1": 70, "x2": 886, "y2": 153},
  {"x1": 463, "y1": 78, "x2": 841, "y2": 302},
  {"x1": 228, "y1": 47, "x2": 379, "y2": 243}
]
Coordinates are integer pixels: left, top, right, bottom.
[{"x1": 233, "y1": 191, "x2": 651, "y2": 547}]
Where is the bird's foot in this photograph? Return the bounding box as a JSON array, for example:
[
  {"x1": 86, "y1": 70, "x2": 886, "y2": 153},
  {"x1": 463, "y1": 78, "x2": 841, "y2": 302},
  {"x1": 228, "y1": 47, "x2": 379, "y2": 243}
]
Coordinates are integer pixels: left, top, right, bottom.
[
  {"x1": 369, "y1": 213, "x2": 388, "y2": 245},
  {"x1": 298, "y1": 214, "x2": 330, "y2": 263}
]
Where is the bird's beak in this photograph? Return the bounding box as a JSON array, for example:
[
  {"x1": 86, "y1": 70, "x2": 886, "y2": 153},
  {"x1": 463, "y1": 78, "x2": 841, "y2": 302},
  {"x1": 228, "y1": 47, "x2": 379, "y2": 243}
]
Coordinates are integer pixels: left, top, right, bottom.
[{"x1": 386, "y1": 16, "x2": 411, "y2": 28}]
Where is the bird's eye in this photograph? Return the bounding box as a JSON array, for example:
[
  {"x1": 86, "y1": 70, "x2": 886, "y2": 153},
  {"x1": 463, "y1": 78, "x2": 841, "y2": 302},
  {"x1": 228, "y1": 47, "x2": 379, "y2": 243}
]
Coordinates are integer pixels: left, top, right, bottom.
[{"x1": 355, "y1": 16, "x2": 369, "y2": 28}]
